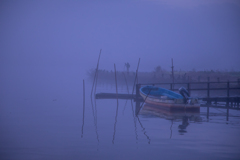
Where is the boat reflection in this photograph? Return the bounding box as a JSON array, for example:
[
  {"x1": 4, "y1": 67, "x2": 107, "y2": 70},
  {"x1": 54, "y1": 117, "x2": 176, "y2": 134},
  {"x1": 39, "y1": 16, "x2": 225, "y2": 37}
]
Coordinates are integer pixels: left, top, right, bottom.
[{"x1": 139, "y1": 104, "x2": 202, "y2": 136}]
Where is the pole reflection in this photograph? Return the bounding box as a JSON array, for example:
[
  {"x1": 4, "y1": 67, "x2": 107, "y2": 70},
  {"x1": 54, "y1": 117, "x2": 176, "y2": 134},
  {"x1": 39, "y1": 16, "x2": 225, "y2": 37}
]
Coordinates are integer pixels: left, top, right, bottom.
[{"x1": 138, "y1": 103, "x2": 201, "y2": 137}]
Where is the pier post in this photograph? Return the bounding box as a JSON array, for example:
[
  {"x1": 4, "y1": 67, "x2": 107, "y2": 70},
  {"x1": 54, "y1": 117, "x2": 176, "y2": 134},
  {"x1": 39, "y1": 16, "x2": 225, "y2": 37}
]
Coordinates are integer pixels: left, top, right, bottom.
[
  {"x1": 226, "y1": 81, "x2": 230, "y2": 107},
  {"x1": 237, "y1": 98, "x2": 239, "y2": 108},
  {"x1": 226, "y1": 105, "x2": 229, "y2": 121},
  {"x1": 136, "y1": 84, "x2": 140, "y2": 100},
  {"x1": 187, "y1": 83, "x2": 190, "y2": 96},
  {"x1": 207, "y1": 105, "x2": 209, "y2": 119},
  {"x1": 207, "y1": 82, "x2": 210, "y2": 105}
]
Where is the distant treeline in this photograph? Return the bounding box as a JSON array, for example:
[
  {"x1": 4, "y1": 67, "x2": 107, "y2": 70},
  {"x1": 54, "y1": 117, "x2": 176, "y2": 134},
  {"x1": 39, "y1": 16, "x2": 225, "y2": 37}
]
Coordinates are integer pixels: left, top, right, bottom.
[{"x1": 87, "y1": 68, "x2": 240, "y2": 85}]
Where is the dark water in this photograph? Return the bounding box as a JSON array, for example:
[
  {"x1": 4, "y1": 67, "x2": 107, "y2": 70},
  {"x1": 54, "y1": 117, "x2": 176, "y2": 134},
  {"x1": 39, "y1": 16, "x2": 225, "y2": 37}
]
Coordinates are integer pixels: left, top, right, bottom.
[{"x1": 1, "y1": 82, "x2": 240, "y2": 160}]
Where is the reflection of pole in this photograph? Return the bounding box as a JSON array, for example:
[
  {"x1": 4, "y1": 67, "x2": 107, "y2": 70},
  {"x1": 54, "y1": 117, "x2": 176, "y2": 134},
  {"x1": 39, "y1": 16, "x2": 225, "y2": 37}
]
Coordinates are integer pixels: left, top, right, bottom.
[
  {"x1": 135, "y1": 98, "x2": 141, "y2": 116},
  {"x1": 130, "y1": 100, "x2": 138, "y2": 144},
  {"x1": 81, "y1": 79, "x2": 85, "y2": 138},
  {"x1": 137, "y1": 116, "x2": 151, "y2": 144},
  {"x1": 170, "y1": 120, "x2": 173, "y2": 139},
  {"x1": 112, "y1": 64, "x2": 119, "y2": 144}
]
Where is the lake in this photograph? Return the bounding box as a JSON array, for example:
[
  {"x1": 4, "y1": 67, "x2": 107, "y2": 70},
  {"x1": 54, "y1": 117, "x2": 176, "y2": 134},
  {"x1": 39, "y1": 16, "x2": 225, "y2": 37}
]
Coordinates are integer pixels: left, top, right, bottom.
[{"x1": 1, "y1": 80, "x2": 240, "y2": 160}]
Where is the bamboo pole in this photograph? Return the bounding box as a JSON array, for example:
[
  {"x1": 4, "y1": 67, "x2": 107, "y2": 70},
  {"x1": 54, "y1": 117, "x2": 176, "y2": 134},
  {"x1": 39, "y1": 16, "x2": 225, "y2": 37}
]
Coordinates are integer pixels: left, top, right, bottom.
[
  {"x1": 91, "y1": 49, "x2": 102, "y2": 97},
  {"x1": 132, "y1": 58, "x2": 141, "y2": 95},
  {"x1": 122, "y1": 72, "x2": 129, "y2": 94},
  {"x1": 171, "y1": 58, "x2": 174, "y2": 84},
  {"x1": 114, "y1": 64, "x2": 118, "y2": 105}
]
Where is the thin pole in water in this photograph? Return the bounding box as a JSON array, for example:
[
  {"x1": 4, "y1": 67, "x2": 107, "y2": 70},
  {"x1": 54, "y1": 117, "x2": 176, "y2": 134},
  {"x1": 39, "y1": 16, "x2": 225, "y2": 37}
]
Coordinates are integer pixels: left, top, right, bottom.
[
  {"x1": 171, "y1": 58, "x2": 174, "y2": 83},
  {"x1": 132, "y1": 58, "x2": 141, "y2": 95},
  {"x1": 112, "y1": 64, "x2": 119, "y2": 144},
  {"x1": 91, "y1": 49, "x2": 102, "y2": 98},
  {"x1": 114, "y1": 64, "x2": 118, "y2": 105},
  {"x1": 81, "y1": 79, "x2": 85, "y2": 138},
  {"x1": 122, "y1": 72, "x2": 129, "y2": 94}
]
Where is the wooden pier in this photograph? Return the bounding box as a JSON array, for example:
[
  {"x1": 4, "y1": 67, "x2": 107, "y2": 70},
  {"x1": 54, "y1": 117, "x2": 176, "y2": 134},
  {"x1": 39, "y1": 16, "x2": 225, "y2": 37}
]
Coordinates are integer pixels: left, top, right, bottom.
[
  {"x1": 96, "y1": 93, "x2": 135, "y2": 100},
  {"x1": 95, "y1": 81, "x2": 240, "y2": 109}
]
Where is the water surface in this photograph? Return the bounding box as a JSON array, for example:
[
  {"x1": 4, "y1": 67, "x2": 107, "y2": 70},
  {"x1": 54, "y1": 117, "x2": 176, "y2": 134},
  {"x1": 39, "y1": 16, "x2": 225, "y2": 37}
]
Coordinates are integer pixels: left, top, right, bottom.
[{"x1": 1, "y1": 83, "x2": 240, "y2": 160}]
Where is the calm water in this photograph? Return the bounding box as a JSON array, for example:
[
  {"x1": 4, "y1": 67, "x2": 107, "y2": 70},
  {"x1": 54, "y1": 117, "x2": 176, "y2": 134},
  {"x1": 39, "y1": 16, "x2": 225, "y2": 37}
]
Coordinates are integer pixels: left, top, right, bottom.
[{"x1": 1, "y1": 82, "x2": 240, "y2": 160}]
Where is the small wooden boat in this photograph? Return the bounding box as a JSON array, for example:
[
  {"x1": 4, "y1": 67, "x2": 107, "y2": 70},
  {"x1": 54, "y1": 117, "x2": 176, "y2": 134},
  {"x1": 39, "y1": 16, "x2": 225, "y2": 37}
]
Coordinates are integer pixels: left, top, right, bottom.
[{"x1": 139, "y1": 86, "x2": 200, "y2": 111}]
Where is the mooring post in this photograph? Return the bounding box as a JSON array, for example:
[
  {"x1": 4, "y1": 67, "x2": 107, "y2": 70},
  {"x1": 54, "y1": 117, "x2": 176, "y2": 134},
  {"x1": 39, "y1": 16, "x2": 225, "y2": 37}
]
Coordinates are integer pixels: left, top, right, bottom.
[
  {"x1": 136, "y1": 84, "x2": 140, "y2": 100},
  {"x1": 207, "y1": 105, "x2": 209, "y2": 119},
  {"x1": 187, "y1": 83, "x2": 190, "y2": 96},
  {"x1": 226, "y1": 106, "x2": 229, "y2": 121},
  {"x1": 237, "y1": 98, "x2": 240, "y2": 108},
  {"x1": 226, "y1": 81, "x2": 230, "y2": 107},
  {"x1": 207, "y1": 82, "x2": 210, "y2": 97},
  {"x1": 207, "y1": 81, "x2": 210, "y2": 105}
]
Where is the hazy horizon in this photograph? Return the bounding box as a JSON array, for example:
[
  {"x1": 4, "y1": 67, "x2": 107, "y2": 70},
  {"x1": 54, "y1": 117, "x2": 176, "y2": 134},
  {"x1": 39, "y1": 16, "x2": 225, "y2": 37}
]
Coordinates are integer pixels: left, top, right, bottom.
[{"x1": 1, "y1": 0, "x2": 240, "y2": 76}]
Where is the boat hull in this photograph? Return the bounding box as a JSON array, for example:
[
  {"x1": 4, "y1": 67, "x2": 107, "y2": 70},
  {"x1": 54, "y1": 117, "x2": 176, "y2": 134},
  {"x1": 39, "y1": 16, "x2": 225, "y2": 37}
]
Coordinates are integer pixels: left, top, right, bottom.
[{"x1": 140, "y1": 86, "x2": 200, "y2": 111}]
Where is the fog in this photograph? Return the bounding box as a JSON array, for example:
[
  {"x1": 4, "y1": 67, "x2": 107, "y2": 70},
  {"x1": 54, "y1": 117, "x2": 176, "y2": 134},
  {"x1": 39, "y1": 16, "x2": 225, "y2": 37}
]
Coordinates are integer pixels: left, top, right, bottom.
[
  {"x1": 1, "y1": 0, "x2": 240, "y2": 75},
  {"x1": 1, "y1": 1, "x2": 240, "y2": 159},
  {"x1": 1, "y1": 0, "x2": 240, "y2": 101}
]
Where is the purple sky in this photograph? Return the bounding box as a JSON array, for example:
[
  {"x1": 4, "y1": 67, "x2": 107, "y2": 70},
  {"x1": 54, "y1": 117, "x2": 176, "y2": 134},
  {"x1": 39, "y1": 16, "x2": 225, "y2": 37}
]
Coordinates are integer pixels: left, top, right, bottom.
[{"x1": 1, "y1": 0, "x2": 240, "y2": 73}]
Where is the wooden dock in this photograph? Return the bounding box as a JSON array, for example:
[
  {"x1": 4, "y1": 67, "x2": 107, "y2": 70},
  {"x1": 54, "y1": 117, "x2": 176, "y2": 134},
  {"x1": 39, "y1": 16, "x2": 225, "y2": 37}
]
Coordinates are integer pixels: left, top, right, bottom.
[
  {"x1": 95, "y1": 93, "x2": 136, "y2": 100},
  {"x1": 95, "y1": 93, "x2": 240, "y2": 108},
  {"x1": 95, "y1": 81, "x2": 240, "y2": 109}
]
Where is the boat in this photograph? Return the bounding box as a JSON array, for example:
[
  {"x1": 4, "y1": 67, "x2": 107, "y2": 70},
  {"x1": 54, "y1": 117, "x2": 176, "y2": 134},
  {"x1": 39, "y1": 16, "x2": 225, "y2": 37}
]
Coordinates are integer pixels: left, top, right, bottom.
[{"x1": 139, "y1": 85, "x2": 200, "y2": 111}]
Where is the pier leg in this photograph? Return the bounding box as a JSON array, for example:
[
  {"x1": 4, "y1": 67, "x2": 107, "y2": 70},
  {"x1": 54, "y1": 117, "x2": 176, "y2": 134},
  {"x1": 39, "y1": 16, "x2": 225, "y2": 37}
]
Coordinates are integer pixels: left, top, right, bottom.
[
  {"x1": 226, "y1": 107, "x2": 229, "y2": 121},
  {"x1": 237, "y1": 99, "x2": 239, "y2": 108},
  {"x1": 187, "y1": 83, "x2": 190, "y2": 96},
  {"x1": 226, "y1": 81, "x2": 230, "y2": 107},
  {"x1": 136, "y1": 84, "x2": 140, "y2": 99},
  {"x1": 207, "y1": 105, "x2": 209, "y2": 119},
  {"x1": 207, "y1": 82, "x2": 211, "y2": 105},
  {"x1": 206, "y1": 80, "x2": 210, "y2": 119}
]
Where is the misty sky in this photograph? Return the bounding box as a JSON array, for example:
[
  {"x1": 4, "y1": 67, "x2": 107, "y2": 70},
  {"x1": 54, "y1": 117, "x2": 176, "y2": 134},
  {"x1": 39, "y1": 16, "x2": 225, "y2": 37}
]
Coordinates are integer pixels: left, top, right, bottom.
[{"x1": 1, "y1": 0, "x2": 240, "y2": 73}]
